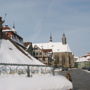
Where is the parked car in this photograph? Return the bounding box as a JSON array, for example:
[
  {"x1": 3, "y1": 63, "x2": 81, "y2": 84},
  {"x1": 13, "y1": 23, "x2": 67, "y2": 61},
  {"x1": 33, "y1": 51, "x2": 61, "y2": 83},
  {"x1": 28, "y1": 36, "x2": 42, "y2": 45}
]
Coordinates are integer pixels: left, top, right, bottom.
[{"x1": 88, "y1": 67, "x2": 90, "y2": 71}]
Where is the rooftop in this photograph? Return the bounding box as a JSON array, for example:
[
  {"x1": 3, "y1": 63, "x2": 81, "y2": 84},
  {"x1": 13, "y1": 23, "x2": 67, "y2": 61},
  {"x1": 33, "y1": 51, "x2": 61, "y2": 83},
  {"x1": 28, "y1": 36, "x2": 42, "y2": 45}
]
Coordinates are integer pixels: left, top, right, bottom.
[{"x1": 33, "y1": 42, "x2": 71, "y2": 53}]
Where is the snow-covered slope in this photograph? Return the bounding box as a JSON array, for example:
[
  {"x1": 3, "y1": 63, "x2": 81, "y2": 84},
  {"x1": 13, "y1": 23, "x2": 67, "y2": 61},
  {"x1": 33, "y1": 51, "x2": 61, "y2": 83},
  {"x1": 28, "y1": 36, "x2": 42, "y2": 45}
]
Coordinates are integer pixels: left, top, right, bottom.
[{"x1": 0, "y1": 39, "x2": 43, "y2": 65}]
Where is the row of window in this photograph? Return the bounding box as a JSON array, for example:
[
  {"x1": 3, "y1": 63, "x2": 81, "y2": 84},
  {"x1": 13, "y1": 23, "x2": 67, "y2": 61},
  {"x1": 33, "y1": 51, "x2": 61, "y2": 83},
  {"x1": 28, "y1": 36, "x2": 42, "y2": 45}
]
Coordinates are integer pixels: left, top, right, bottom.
[{"x1": 35, "y1": 52, "x2": 42, "y2": 56}]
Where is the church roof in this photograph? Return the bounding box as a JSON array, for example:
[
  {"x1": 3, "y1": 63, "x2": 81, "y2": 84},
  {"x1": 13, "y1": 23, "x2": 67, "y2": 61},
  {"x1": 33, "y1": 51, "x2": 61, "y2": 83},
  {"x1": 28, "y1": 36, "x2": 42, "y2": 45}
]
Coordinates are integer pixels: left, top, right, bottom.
[{"x1": 33, "y1": 42, "x2": 71, "y2": 53}]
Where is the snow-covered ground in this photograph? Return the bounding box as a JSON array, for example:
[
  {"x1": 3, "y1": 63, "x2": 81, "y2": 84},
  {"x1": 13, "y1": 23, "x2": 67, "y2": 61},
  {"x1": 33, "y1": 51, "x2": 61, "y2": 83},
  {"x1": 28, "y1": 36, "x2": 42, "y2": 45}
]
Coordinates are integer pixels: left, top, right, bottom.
[
  {"x1": 0, "y1": 74, "x2": 73, "y2": 90},
  {"x1": 83, "y1": 70, "x2": 90, "y2": 73}
]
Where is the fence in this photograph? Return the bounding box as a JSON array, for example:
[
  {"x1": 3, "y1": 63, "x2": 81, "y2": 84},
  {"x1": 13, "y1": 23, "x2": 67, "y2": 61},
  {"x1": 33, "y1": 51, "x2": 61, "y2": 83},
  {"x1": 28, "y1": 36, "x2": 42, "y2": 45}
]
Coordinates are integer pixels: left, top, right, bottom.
[{"x1": 0, "y1": 63, "x2": 62, "y2": 77}]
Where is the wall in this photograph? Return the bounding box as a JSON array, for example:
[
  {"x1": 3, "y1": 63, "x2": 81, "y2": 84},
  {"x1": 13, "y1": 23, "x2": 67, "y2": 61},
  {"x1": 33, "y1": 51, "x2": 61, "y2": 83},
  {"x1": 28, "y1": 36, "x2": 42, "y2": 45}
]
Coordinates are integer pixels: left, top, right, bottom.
[{"x1": 53, "y1": 52, "x2": 74, "y2": 67}]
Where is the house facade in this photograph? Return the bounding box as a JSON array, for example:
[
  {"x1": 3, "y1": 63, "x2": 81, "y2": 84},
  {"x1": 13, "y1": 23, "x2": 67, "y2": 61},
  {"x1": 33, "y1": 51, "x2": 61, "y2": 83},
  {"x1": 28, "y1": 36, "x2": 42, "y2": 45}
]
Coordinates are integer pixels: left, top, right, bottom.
[{"x1": 33, "y1": 45, "x2": 53, "y2": 65}]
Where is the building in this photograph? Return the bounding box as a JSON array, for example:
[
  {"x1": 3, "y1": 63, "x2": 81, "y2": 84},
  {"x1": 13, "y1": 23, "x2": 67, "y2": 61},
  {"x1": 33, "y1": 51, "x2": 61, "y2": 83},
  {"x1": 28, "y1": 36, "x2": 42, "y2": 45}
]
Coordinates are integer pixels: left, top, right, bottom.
[
  {"x1": 33, "y1": 45, "x2": 53, "y2": 65},
  {"x1": 75, "y1": 53, "x2": 90, "y2": 68},
  {"x1": 0, "y1": 17, "x2": 23, "y2": 47},
  {"x1": 2, "y1": 25, "x2": 23, "y2": 45},
  {"x1": 24, "y1": 42, "x2": 33, "y2": 55},
  {"x1": 33, "y1": 34, "x2": 74, "y2": 67},
  {"x1": 83, "y1": 53, "x2": 90, "y2": 61},
  {"x1": 0, "y1": 16, "x2": 43, "y2": 66}
]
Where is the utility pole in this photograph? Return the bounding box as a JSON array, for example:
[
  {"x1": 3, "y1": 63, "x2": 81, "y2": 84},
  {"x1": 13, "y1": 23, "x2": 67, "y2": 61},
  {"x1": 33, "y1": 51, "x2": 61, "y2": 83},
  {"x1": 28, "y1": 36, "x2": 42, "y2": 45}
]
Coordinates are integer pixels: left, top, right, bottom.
[{"x1": 0, "y1": 17, "x2": 4, "y2": 39}]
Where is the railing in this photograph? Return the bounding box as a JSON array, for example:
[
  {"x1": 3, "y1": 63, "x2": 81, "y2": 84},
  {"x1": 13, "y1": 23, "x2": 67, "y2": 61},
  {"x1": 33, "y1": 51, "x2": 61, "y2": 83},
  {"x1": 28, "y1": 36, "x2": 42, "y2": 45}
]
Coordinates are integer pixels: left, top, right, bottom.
[{"x1": 0, "y1": 63, "x2": 62, "y2": 77}]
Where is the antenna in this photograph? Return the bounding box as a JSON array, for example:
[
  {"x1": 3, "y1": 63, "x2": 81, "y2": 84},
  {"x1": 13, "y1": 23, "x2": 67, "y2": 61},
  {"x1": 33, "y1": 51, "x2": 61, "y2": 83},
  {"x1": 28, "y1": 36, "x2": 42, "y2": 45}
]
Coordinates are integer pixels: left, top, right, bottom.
[{"x1": 4, "y1": 13, "x2": 7, "y2": 20}]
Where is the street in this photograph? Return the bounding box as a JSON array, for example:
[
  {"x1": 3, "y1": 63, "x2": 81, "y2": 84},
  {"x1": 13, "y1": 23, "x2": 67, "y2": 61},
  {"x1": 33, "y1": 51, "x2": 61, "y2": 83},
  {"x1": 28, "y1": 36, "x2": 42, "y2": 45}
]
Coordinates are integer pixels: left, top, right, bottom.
[
  {"x1": 71, "y1": 69, "x2": 90, "y2": 90},
  {"x1": 59, "y1": 69, "x2": 90, "y2": 90}
]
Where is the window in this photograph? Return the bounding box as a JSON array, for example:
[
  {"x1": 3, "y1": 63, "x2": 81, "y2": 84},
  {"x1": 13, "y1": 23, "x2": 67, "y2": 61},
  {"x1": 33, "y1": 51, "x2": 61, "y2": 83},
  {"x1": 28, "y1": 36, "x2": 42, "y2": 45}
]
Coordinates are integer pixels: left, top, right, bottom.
[
  {"x1": 35, "y1": 52, "x2": 38, "y2": 56},
  {"x1": 40, "y1": 52, "x2": 42, "y2": 55}
]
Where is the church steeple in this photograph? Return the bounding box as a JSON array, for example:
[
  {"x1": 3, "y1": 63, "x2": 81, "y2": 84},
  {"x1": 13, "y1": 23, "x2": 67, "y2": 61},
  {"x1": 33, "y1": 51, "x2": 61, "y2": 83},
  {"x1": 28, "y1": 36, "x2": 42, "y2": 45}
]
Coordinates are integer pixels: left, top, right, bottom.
[
  {"x1": 62, "y1": 33, "x2": 67, "y2": 44},
  {"x1": 49, "y1": 33, "x2": 52, "y2": 42}
]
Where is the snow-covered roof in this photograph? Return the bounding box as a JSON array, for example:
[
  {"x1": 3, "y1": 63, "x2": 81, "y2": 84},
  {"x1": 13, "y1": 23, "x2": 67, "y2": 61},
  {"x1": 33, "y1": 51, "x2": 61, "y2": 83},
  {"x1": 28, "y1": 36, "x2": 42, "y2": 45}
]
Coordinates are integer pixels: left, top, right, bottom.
[
  {"x1": 76, "y1": 57, "x2": 88, "y2": 62},
  {"x1": 2, "y1": 28, "x2": 16, "y2": 32},
  {"x1": 0, "y1": 39, "x2": 43, "y2": 65},
  {"x1": 86, "y1": 56, "x2": 90, "y2": 60},
  {"x1": 33, "y1": 42, "x2": 71, "y2": 53}
]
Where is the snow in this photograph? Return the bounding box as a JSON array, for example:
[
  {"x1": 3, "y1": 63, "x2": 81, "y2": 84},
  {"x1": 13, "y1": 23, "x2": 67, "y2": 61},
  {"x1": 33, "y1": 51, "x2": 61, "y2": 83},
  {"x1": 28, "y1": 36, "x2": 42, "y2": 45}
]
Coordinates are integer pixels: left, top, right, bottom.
[
  {"x1": 86, "y1": 56, "x2": 90, "y2": 60},
  {"x1": 0, "y1": 39, "x2": 43, "y2": 65},
  {"x1": 0, "y1": 75, "x2": 73, "y2": 90},
  {"x1": 76, "y1": 57, "x2": 88, "y2": 62},
  {"x1": 33, "y1": 42, "x2": 71, "y2": 53},
  {"x1": 0, "y1": 39, "x2": 73, "y2": 90},
  {"x1": 2, "y1": 28, "x2": 16, "y2": 32},
  {"x1": 84, "y1": 70, "x2": 90, "y2": 73}
]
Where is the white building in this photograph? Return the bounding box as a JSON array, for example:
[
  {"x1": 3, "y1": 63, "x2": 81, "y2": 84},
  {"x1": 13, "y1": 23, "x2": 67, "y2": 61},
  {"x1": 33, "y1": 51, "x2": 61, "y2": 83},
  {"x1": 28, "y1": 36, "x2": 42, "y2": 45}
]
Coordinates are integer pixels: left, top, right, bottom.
[{"x1": 75, "y1": 53, "x2": 90, "y2": 68}]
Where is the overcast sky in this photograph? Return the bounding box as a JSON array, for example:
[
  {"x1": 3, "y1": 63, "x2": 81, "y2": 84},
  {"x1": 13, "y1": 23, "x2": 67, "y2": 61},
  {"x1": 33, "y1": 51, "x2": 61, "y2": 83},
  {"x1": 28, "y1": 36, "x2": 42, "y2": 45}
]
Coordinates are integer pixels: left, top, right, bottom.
[{"x1": 0, "y1": 0, "x2": 90, "y2": 56}]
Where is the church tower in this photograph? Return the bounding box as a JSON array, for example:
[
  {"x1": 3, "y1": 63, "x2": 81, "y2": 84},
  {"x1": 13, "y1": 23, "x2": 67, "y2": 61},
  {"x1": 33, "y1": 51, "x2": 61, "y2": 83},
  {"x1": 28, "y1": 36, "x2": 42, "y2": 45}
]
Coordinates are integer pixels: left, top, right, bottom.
[
  {"x1": 49, "y1": 33, "x2": 52, "y2": 42},
  {"x1": 62, "y1": 33, "x2": 67, "y2": 44}
]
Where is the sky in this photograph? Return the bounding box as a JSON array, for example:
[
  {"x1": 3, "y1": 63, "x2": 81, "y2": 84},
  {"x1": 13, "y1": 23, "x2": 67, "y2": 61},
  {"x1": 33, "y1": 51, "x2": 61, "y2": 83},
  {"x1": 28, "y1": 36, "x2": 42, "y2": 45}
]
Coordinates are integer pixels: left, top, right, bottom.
[{"x1": 0, "y1": 0, "x2": 90, "y2": 56}]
